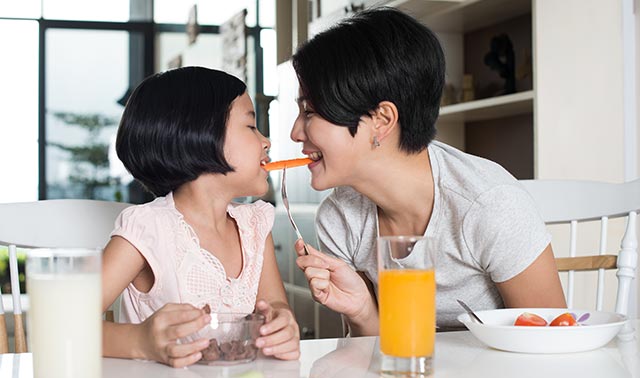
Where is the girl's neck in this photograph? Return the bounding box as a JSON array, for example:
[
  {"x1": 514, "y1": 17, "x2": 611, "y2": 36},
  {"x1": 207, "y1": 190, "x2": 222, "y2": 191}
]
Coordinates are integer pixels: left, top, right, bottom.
[
  {"x1": 352, "y1": 148, "x2": 435, "y2": 236},
  {"x1": 172, "y1": 180, "x2": 231, "y2": 233}
]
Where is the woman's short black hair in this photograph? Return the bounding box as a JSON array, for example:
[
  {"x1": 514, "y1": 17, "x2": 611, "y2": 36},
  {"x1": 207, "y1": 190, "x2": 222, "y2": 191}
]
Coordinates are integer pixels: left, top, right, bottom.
[
  {"x1": 292, "y1": 7, "x2": 445, "y2": 153},
  {"x1": 116, "y1": 66, "x2": 246, "y2": 196}
]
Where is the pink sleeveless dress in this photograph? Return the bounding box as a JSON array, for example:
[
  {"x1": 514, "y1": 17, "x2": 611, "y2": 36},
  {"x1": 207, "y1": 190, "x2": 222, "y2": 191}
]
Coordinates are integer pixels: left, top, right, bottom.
[{"x1": 110, "y1": 193, "x2": 275, "y2": 330}]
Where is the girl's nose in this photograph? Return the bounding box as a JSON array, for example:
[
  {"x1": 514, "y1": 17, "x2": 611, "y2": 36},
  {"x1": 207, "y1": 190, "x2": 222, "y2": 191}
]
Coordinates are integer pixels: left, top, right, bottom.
[
  {"x1": 263, "y1": 135, "x2": 271, "y2": 150},
  {"x1": 290, "y1": 117, "x2": 306, "y2": 143}
]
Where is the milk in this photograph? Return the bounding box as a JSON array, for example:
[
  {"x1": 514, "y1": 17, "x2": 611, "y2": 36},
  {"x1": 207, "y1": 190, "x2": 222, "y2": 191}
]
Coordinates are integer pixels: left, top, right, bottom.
[{"x1": 27, "y1": 273, "x2": 101, "y2": 378}]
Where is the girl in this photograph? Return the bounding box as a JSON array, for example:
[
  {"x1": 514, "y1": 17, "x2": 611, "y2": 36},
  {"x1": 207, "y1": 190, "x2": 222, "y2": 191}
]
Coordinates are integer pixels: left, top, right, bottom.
[
  {"x1": 102, "y1": 67, "x2": 300, "y2": 368},
  {"x1": 291, "y1": 8, "x2": 567, "y2": 335}
]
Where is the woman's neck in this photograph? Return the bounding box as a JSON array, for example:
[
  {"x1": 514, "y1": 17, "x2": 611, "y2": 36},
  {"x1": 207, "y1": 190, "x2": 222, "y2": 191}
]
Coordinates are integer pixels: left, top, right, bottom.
[{"x1": 351, "y1": 148, "x2": 435, "y2": 236}]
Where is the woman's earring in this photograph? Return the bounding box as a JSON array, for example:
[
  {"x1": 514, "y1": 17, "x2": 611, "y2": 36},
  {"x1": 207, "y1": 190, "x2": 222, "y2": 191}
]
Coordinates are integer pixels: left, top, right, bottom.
[{"x1": 373, "y1": 136, "x2": 381, "y2": 148}]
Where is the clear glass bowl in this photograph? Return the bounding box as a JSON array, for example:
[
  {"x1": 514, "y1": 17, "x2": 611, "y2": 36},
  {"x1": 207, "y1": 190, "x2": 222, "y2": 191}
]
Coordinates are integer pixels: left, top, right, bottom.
[{"x1": 196, "y1": 313, "x2": 265, "y2": 365}]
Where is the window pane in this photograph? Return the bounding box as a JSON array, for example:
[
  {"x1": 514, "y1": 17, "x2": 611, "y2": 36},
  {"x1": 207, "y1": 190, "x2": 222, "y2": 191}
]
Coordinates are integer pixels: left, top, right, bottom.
[
  {"x1": 259, "y1": 0, "x2": 275, "y2": 27},
  {"x1": 45, "y1": 29, "x2": 130, "y2": 201},
  {"x1": 154, "y1": 0, "x2": 257, "y2": 27},
  {"x1": 156, "y1": 32, "x2": 223, "y2": 72},
  {"x1": 43, "y1": 0, "x2": 130, "y2": 22},
  {"x1": 0, "y1": 0, "x2": 41, "y2": 19},
  {"x1": 261, "y1": 28, "x2": 277, "y2": 96},
  {"x1": 0, "y1": 20, "x2": 39, "y2": 203}
]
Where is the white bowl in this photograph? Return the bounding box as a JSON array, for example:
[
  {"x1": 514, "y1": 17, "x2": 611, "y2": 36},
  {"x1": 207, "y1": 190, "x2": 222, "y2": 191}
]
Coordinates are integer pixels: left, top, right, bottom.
[{"x1": 457, "y1": 308, "x2": 627, "y2": 354}]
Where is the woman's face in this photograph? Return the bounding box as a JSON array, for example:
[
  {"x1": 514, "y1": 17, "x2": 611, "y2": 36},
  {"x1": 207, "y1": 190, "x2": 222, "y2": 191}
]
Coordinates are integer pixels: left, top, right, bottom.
[
  {"x1": 290, "y1": 92, "x2": 371, "y2": 191},
  {"x1": 224, "y1": 92, "x2": 271, "y2": 196}
]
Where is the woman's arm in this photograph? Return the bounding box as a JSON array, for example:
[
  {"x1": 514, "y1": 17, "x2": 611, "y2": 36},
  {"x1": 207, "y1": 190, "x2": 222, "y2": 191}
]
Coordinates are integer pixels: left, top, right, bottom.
[
  {"x1": 295, "y1": 240, "x2": 379, "y2": 336},
  {"x1": 496, "y1": 243, "x2": 567, "y2": 308},
  {"x1": 255, "y1": 233, "x2": 300, "y2": 360}
]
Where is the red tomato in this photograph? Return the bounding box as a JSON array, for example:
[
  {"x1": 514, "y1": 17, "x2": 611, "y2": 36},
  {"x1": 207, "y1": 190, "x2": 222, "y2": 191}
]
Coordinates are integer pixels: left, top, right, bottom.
[
  {"x1": 514, "y1": 312, "x2": 548, "y2": 326},
  {"x1": 549, "y1": 312, "x2": 578, "y2": 326}
]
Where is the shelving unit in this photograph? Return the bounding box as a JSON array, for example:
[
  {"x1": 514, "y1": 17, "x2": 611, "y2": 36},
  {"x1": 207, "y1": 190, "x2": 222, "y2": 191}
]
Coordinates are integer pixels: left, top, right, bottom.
[{"x1": 439, "y1": 90, "x2": 533, "y2": 123}]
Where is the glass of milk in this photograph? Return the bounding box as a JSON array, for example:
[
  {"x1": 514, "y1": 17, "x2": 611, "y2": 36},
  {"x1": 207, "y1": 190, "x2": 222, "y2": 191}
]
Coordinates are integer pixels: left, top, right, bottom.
[{"x1": 26, "y1": 248, "x2": 101, "y2": 378}]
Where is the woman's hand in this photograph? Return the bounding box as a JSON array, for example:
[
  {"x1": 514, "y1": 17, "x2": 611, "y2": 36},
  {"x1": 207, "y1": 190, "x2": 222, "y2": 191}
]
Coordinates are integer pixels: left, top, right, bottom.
[
  {"x1": 255, "y1": 300, "x2": 300, "y2": 360},
  {"x1": 294, "y1": 239, "x2": 378, "y2": 335},
  {"x1": 136, "y1": 303, "x2": 211, "y2": 368}
]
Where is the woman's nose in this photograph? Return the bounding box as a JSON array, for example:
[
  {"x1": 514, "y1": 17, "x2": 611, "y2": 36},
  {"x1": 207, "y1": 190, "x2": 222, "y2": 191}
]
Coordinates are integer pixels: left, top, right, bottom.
[{"x1": 290, "y1": 117, "x2": 306, "y2": 143}]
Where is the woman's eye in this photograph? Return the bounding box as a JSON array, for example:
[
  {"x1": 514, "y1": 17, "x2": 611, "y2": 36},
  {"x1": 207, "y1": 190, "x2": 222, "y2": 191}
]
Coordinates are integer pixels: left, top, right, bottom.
[{"x1": 303, "y1": 110, "x2": 315, "y2": 118}]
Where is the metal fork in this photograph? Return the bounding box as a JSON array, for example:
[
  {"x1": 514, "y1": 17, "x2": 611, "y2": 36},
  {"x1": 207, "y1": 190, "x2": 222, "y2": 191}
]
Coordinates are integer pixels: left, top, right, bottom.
[{"x1": 281, "y1": 167, "x2": 309, "y2": 255}]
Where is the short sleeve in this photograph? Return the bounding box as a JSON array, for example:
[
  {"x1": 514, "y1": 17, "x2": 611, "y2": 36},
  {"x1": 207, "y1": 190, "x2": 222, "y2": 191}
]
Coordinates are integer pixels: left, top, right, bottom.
[
  {"x1": 315, "y1": 190, "x2": 358, "y2": 269},
  {"x1": 109, "y1": 205, "x2": 159, "y2": 267},
  {"x1": 462, "y1": 184, "x2": 551, "y2": 283}
]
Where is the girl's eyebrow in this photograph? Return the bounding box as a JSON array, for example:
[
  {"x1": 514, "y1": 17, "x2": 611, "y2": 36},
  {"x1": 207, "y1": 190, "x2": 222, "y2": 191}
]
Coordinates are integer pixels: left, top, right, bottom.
[{"x1": 246, "y1": 110, "x2": 256, "y2": 118}]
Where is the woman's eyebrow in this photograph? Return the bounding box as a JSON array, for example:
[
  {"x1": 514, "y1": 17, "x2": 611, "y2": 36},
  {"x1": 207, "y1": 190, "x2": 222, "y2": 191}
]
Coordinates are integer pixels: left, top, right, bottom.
[{"x1": 295, "y1": 96, "x2": 307, "y2": 104}]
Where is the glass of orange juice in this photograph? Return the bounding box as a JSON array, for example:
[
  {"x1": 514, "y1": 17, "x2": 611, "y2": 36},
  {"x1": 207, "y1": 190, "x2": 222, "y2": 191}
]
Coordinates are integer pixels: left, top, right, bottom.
[{"x1": 378, "y1": 236, "x2": 435, "y2": 377}]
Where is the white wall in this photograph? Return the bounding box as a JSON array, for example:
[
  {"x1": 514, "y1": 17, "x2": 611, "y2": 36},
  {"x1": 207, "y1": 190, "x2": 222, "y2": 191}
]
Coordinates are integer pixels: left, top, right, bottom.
[{"x1": 535, "y1": 0, "x2": 625, "y2": 182}]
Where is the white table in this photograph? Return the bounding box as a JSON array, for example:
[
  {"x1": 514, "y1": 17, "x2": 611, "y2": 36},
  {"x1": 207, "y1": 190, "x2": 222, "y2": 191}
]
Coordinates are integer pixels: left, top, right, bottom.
[{"x1": 1, "y1": 320, "x2": 638, "y2": 378}]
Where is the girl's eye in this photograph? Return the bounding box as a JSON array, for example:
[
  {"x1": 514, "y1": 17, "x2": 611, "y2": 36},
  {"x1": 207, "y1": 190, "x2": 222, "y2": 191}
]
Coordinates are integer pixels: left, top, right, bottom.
[{"x1": 248, "y1": 125, "x2": 257, "y2": 130}]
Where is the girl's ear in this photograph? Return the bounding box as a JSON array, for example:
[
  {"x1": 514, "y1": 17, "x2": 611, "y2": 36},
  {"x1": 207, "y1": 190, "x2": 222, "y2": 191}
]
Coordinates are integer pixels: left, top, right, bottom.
[{"x1": 371, "y1": 101, "x2": 399, "y2": 145}]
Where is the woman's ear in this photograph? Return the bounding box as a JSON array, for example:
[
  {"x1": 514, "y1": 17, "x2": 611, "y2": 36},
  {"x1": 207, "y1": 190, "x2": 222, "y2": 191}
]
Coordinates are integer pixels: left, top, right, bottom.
[{"x1": 371, "y1": 101, "x2": 399, "y2": 144}]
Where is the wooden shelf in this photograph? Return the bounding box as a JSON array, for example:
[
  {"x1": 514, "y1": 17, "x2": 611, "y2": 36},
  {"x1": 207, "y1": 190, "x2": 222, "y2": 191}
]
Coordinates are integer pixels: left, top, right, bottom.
[
  {"x1": 438, "y1": 90, "x2": 533, "y2": 123},
  {"x1": 378, "y1": 0, "x2": 531, "y2": 33}
]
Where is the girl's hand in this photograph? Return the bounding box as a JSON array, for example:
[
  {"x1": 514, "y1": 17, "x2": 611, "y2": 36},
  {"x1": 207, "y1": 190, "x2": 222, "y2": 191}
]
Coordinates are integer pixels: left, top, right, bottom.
[
  {"x1": 137, "y1": 303, "x2": 211, "y2": 368},
  {"x1": 255, "y1": 300, "x2": 300, "y2": 360},
  {"x1": 295, "y1": 239, "x2": 376, "y2": 325}
]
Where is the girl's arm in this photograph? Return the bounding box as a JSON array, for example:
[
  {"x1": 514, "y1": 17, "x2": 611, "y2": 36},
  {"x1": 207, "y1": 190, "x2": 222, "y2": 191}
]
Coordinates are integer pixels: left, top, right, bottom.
[
  {"x1": 102, "y1": 236, "x2": 210, "y2": 368},
  {"x1": 496, "y1": 243, "x2": 567, "y2": 308},
  {"x1": 255, "y1": 233, "x2": 300, "y2": 360}
]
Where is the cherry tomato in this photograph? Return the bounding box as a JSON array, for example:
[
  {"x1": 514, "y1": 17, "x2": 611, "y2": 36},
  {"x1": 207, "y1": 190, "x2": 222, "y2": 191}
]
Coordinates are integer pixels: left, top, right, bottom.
[
  {"x1": 549, "y1": 312, "x2": 578, "y2": 326},
  {"x1": 514, "y1": 312, "x2": 548, "y2": 326}
]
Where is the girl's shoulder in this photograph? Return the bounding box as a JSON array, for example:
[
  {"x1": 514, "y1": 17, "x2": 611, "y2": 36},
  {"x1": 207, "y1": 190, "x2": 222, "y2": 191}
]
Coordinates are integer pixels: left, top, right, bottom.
[
  {"x1": 228, "y1": 200, "x2": 275, "y2": 225},
  {"x1": 116, "y1": 195, "x2": 176, "y2": 226}
]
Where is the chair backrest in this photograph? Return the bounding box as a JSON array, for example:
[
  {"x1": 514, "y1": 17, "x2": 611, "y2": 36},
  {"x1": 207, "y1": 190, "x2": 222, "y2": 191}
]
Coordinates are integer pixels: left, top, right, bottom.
[
  {"x1": 0, "y1": 199, "x2": 131, "y2": 249},
  {"x1": 519, "y1": 179, "x2": 639, "y2": 316},
  {"x1": 0, "y1": 199, "x2": 132, "y2": 352}
]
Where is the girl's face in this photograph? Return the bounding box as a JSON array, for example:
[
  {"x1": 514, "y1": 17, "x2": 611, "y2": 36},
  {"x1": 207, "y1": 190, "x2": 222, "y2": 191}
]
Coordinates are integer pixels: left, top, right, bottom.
[
  {"x1": 290, "y1": 93, "x2": 371, "y2": 191},
  {"x1": 224, "y1": 92, "x2": 271, "y2": 196}
]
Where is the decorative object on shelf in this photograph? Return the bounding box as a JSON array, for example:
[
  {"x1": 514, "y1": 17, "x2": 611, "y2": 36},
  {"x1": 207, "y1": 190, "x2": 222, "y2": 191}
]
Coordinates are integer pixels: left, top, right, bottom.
[
  {"x1": 462, "y1": 74, "x2": 475, "y2": 102},
  {"x1": 516, "y1": 49, "x2": 532, "y2": 81},
  {"x1": 221, "y1": 9, "x2": 248, "y2": 82},
  {"x1": 344, "y1": 3, "x2": 365, "y2": 15},
  {"x1": 440, "y1": 83, "x2": 458, "y2": 106},
  {"x1": 167, "y1": 54, "x2": 182, "y2": 70},
  {"x1": 187, "y1": 5, "x2": 199, "y2": 45},
  {"x1": 483, "y1": 34, "x2": 516, "y2": 96}
]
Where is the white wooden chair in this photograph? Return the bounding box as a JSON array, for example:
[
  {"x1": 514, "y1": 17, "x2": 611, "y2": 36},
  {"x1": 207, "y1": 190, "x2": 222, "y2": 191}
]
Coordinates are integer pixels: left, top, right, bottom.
[
  {"x1": 0, "y1": 199, "x2": 131, "y2": 352},
  {"x1": 519, "y1": 179, "x2": 639, "y2": 317}
]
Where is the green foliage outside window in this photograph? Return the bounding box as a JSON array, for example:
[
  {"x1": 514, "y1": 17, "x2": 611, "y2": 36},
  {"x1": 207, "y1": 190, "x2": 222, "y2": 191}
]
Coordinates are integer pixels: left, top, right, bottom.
[{"x1": 0, "y1": 246, "x2": 27, "y2": 294}]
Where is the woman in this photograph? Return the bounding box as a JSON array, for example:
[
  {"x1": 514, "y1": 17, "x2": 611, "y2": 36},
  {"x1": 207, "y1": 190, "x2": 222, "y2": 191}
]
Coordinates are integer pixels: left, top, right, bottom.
[{"x1": 291, "y1": 8, "x2": 566, "y2": 335}]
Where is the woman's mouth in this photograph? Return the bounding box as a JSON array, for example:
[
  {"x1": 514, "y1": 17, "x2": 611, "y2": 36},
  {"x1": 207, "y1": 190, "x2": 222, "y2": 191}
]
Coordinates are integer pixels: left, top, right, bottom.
[{"x1": 308, "y1": 151, "x2": 323, "y2": 161}]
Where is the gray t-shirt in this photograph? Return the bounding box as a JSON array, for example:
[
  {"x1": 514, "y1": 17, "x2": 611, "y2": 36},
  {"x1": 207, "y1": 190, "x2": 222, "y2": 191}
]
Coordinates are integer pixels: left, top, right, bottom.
[{"x1": 315, "y1": 141, "x2": 551, "y2": 330}]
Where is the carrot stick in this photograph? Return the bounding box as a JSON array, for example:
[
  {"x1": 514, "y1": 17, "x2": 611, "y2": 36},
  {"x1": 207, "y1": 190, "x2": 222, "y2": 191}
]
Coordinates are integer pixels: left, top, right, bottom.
[{"x1": 263, "y1": 157, "x2": 313, "y2": 171}]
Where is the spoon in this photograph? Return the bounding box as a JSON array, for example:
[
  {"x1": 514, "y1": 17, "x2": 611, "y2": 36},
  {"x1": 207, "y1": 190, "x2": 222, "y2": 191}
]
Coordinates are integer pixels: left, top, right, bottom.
[{"x1": 457, "y1": 299, "x2": 484, "y2": 324}]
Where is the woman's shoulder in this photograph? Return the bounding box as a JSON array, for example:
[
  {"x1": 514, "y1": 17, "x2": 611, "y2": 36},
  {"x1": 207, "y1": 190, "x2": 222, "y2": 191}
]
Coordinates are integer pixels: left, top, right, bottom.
[
  {"x1": 430, "y1": 141, "x2": 523, "y2": 203},
  {"x1": 319, "y1": 187, "x2": 373, "y2": 216}
]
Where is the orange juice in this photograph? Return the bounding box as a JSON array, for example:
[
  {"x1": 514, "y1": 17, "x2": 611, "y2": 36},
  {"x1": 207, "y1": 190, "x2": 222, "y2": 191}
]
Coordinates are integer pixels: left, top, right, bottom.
[{"x1": 379, "y1": 269, "x2": 435, "y2": 357}]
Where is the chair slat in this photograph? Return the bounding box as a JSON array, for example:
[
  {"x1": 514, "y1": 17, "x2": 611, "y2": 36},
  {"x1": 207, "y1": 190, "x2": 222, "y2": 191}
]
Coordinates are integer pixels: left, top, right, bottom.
[{"x1": 556, "y1": 255, "x2": 618, "y2": 271}]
